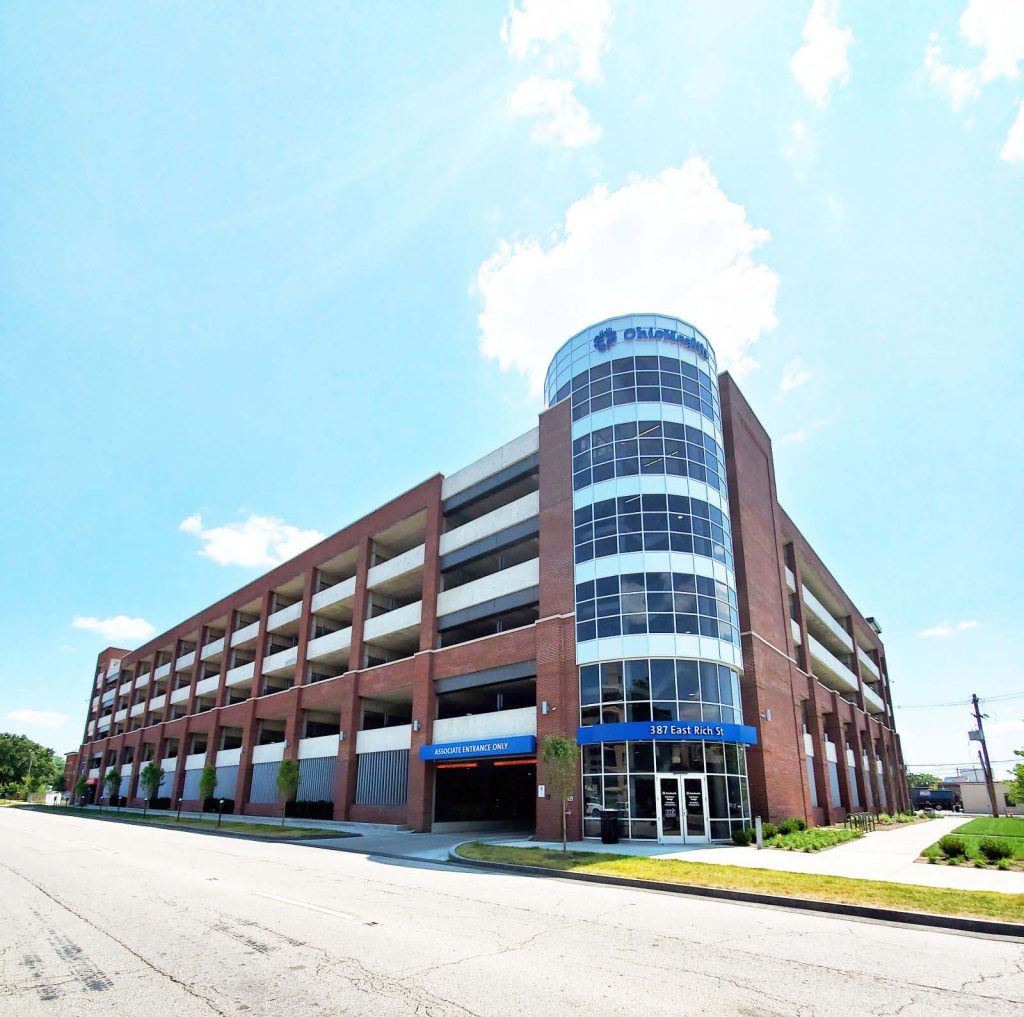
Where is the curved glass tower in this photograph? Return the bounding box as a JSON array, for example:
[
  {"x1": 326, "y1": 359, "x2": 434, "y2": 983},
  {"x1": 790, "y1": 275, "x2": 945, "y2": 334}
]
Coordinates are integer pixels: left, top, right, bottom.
[{"x1": 544, "y1": 313, "x2": 754, "y2": 842}]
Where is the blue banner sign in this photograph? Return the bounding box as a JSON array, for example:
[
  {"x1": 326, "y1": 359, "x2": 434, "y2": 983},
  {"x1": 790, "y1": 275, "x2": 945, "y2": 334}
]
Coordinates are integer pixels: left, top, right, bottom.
[
  {"x1": 419, "y1": 735, "x2": 537, "y2": 762},
  {"x1": 576, "y1": 721, "x2": 757, "y2": 746}
]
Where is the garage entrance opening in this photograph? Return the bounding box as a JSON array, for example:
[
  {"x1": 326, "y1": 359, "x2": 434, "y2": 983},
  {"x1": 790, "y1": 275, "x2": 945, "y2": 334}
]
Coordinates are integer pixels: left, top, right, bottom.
[{"x1": 432, "y1": 757, "x2": 536, "y2": 833}]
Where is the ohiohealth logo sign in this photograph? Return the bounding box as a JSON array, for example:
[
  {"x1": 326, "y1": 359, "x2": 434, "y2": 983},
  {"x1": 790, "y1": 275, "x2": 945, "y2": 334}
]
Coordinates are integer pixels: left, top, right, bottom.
[{"x1": 593, "y1": 325, "x2": 709, "y2": 361}]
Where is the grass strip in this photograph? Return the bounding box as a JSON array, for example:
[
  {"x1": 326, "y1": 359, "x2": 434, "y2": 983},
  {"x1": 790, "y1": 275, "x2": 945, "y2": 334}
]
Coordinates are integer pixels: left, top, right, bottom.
[
  {"x1": 456, "y1": 843, "x2": 1024, "y2": 923},
  {"x1": 24, "y1": 806, "x2": 352, "y2": 840},
  {"x1": 955, "y1": 818, "x2": 1024, "y2": 839}
]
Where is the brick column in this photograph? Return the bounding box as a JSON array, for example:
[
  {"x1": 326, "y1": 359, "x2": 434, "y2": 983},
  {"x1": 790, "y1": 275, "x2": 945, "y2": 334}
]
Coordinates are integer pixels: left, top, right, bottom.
[
  {"x1": 824, "y1": 706, "x2": 852, "y2": 817},
  {"x1": 186, "y1": 626, "x2": 204, "y2": 716},
  {"x1": 418, "y1": 479, "x2": 444, "y2": 653},
  {"x1": 283, "y1": 688, "x2": 303, "y2": 759},
  {"x1": 332, "y1": 676, "x2": 360, "y2": 821},
  {"x1": 234, "y1": 701, "x2": 260, "y2": 813},
  {"x1": 807, "y1": 685, "x2": 835, "y2": 825},
  {"x1": 406, "y1": 652, "x2": 436, "y2": 832},
  {"x1": 215, "y1": 611, "x2": 237, "y2": 709},
  {"x1": 535, "y1": 616, "x2": 582, "y2": 841},
  {"x1": 250, "y1": 591, "x2": 274, "y2": 700},
  {"x1": 347, "y1": 536, "x2": 373, "y2": 673},
  {"x1": 293, "y1": 570, "x2": 316, "y2": 687}
]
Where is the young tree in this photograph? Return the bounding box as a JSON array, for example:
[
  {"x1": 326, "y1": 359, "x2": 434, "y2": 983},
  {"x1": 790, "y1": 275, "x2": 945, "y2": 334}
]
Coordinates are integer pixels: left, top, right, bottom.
[
  {"x1": 276, "y1": 759, "x2": 301, "y2": 826},
  {"x1": 103, "y1": 768, "x2": 122, "y2": 810},
  {"x1": 1006, "y1": 749, "x2": 1024, "y2": 806},
  {"x1": 73, "y1": 777, "x2": 88, "y2": 806},
  {"x1": 541, "y1": 735, "x2": 579, "y2": 852},
  {"x1": 198, "y1": 765, "x2": 218, "y2": 819},
  {"x1": 52, "y1": 774, "x2": 66, "y2": 795},
  {"x1": 138, "y1": 762, "x2": 165, "y2": 816}
]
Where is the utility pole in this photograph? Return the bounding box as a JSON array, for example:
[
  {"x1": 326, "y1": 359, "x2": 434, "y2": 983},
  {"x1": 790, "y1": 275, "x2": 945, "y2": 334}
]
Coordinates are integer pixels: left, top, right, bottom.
[{"x1": 971, "y1": 693, "x2": 999, "y2": 818}]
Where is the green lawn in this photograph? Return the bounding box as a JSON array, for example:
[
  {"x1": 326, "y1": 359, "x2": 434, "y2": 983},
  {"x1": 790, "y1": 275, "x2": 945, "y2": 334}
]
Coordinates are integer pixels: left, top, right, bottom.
[
  {"x1": 955, "y1": 817, "x2": 1024, "y2": 839},
  {"x1": 24, "y1": 806, "x2": 352, "y2": 840},
  {"x1": 921, "y1": 818, "x2": 1024, "y2": 867},
  {"x1": 456, "y1": 843, "x2": 1024, "y2": 924}
]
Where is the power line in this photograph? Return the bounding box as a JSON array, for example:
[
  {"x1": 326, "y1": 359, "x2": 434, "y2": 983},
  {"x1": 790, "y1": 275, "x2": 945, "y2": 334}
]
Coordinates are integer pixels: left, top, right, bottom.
[{"x1": 897, "y1": 691, "x2": 1024, "y2": 709}]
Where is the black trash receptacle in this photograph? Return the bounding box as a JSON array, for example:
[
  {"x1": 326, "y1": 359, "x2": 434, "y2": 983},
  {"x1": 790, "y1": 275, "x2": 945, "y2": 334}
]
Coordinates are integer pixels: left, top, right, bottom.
[{"x1": 600, "y1": 808, "x2": 620, "y2": 844}]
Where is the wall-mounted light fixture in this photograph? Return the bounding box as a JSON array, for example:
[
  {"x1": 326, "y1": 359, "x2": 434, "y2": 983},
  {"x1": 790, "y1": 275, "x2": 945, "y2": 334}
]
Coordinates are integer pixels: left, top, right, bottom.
[
  {"x1": 412, "y1": 719, "x2": 420, "y2": 732},
  {"x1": 759, "y1": 709, "x2": 772, "y2": 722},
  {"x1": 338, "y1": 731, "x2": 345, "y2": 742},
  {"x1": 541, "y1": 701, "x2": 556, "y2": 715}
]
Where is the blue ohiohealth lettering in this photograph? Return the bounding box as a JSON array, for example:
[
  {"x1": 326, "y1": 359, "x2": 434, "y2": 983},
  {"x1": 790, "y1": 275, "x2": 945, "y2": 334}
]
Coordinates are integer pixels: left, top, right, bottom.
[{"x1": 592, "y1": 326, "x2": 709, "y2": 360}]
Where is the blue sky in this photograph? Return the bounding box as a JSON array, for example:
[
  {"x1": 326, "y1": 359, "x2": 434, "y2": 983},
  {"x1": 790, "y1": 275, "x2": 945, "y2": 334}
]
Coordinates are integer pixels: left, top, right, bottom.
[{"x1": 2, "y1": 2, "x2": 1022, "y2": 778}]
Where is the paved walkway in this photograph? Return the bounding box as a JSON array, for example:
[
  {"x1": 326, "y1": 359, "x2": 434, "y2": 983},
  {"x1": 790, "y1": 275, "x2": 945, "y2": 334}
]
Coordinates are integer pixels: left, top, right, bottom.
[{"x1": 496, "y1": 816, "x2": 1024, "y2": 894}]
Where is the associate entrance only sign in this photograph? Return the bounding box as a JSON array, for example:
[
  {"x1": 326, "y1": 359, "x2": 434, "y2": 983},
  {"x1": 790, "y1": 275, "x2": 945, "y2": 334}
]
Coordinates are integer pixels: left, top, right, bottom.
[
  {"x1": 419, "y1": 735, "x2": 537, "y2": 762},
  {"x1": 576, "y1": 721, "x2": 757, "y2": 746}
]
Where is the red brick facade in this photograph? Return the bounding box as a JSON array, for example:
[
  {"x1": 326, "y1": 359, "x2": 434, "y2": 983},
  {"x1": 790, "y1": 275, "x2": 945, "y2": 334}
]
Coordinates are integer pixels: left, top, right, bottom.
[
  {"x1": 73, "y1": 366, "x2": 906, "y2": 837},
  {"x1": 721, "y1": 374, "x2": 908, "y2": 822}
]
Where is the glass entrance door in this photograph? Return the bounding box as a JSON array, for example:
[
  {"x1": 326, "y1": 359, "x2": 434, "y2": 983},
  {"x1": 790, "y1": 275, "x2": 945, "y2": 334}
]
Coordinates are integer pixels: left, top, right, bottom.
[
  {"x1": 657, "y1": 774, "x2": 710, "y2": 844},
  {"x1": 682, "y1": 775, "x2": 709, "y2": 843},
  {"x1": 657, "y1": 776, "x2": 683, "y2": 843}
]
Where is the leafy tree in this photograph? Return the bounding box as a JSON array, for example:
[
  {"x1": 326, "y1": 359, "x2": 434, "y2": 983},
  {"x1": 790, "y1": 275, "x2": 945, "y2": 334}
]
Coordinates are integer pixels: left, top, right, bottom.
[
  {"x1": 103, "y1": 767, "x2": 122, "y2": 807},
  {"x1": 52, "y1": 774, "x2": 66, "y2": 794},
  {"x1": 907, "y1": 772, "x2": 940, "y2": 789},
  {"x1": 1006, "y1": 749, "x2": 1024, "y2": 806},
  {"x1": 138, "y1": 762, "x2": 165, "y2": 816},
  {"x1": 276, "y1": 759, "x2": 301, "y2": 825},
  {"x1": 74, "y1": 776, "x2": 88, "y2": 805},
  {"x1": 541, "y1": 735, "x2": 579, "y2": 852},
  {"x1": 199, "y1": 765, "x2": 217, "y2": 816},
  {"x1": 0, "y1": 732, "x2": 62, "y2": 797}
]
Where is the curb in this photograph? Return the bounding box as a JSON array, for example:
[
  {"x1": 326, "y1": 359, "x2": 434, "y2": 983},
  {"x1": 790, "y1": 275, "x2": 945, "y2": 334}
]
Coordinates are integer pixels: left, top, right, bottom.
[
  {"x1": 448, "y1": 848, "x2": 1024, "y2": 941},
  {"x1": 24, "y1": 808, "x2": 359, "y2": 844}
]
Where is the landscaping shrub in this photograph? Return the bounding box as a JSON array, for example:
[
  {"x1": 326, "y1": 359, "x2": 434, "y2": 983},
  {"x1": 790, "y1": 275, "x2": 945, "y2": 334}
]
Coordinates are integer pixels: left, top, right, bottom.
[
  {"x1": 876, "y1": 812, "x2": 893, "y2": 825},
  {"x1": 148, "y1": 797, "x2": 171, "y2": 810},
  {"x1": 285, "y1": 799, "x2": 334, "y2": 820},
  {"x1": 996, "y1": 858, "x2": 1011, "y2": 871},
  {"x1": 978, "y1": 837, "x2": 1013, "y2": 862},
  {"x1": 938, "y1": 835, "x2": 967, "y2": 858},
  {"x1": 761, "y1": 822, "x2": 779, "y2": 840},
  {"x1": 778, "y1": 817, "x2": 808, "y2": 835},
  {"x1": 202, "y1": 797, "x2": 235, "y2": 815},
  {"x1": 732, "y1": 827, "x2": 754, "y2": 846},
  {"x1": 769, "y1": 828, "x2": 862, "y2": 852}
]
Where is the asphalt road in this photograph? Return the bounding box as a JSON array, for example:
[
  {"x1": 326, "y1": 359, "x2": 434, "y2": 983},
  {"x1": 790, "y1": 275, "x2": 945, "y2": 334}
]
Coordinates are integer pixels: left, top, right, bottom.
[{"x1": 1, "y1": 809, "x2": 1022, "y2": 1016}]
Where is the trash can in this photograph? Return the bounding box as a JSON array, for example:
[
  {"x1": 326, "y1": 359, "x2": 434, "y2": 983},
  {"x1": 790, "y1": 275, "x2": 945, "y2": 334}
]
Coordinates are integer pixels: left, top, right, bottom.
[{"x1": 600, "y1": 808, "x2": 620, "y2": 844}]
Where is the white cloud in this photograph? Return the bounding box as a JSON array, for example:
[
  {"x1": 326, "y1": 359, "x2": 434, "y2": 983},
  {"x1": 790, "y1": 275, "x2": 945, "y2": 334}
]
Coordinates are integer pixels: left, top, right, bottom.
[
  {"x1": 789, "y1": 0, "x2": 854, "y2": 109},
  {"x1": 501, "y1": 0, "x2": 613, "y2": 83},
  {"x1": 501, "y1": 0, "x2": 612, "y2": 147},
  {"x1": 924, "y1": 34, "x2": 983, "y2": 110},
  {"x1": 779, "y1": 416, "x2": 834, "y2": 444},
  {"x1": 781, "y1": 357, "x2": 811, "y2": 391},
  {"x1": 72, "y1": 615, "x2": 156, "y2": 643},
  {"x1": 781, "y1": 119, "x2": 818, "y2": 177},
  {"x1": 1002, "y1": 98, "x2": 1024, "y2": 162},
  {"x1": 960, "y1": 0, "x2": 1024, "y2": 83},
  {"x1": 474, "y1": 158, "x2": 779, "y2": 391},
  {"x1": 180, "y1": 513, "x2": 324, "y2": 568},
  {"x1": 508, "y1": 76, "x2": 601, "y2": 148},
  {"x1": 1, "y1": 709, "x2": 70, "y2": 732},
  {"x1": 918, "y1": 620, "x2": 980, "y2": 638},
  {"x1": 925, "y1": 1, "x2": 1024, "y2": 158}
]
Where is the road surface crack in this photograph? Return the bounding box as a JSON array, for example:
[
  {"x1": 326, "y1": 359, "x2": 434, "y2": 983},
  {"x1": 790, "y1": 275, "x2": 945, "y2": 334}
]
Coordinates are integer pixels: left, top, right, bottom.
[{"x1": 0, "y1": 860, "x2": 230, "y2": 1016}]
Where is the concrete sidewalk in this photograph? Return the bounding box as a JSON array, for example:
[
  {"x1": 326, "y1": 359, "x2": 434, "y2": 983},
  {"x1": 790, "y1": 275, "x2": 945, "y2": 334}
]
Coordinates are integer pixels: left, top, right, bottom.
[{"x1": 496, "y1": 816, "x2": 1024, "y2": 894}]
